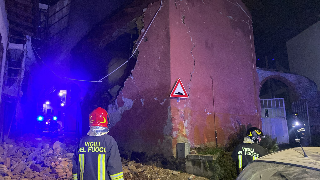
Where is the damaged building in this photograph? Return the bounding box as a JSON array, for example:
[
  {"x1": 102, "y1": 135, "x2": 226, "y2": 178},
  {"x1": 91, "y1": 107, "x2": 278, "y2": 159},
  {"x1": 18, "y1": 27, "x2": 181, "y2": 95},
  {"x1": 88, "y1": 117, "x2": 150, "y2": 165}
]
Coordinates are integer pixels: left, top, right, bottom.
[
  {"x1": 74, "y1": 0, "x2": 262, "y2": 156},
  {"x1": 0, "y1": 0, "x2": 319, "y2": 159},
  {"x1": 0, "y1": 0, "x2": 263, "y2": 157}
]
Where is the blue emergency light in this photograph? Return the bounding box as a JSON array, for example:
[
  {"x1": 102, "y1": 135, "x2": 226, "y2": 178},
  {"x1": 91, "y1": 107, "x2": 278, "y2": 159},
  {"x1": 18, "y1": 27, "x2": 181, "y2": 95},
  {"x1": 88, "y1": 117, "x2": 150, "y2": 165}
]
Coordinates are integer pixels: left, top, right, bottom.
[
  {"x1": 37, "y1": 116, "x2": 44, "y2": 121},
  {"x1": 53, "y1": 116, "x2": 57, "y2": 121}
]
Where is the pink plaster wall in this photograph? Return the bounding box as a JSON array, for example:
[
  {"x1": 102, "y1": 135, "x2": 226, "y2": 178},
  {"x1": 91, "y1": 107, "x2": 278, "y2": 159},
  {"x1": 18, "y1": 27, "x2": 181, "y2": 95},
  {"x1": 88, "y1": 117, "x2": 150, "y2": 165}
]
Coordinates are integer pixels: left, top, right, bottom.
[
  {"x1": 169, "y1": 0, "x2": 261, "y2": 150},
  {"x1": 109, "y1": 1, "x2": 173, "y2": 156},
  {"x1": 110, "y1": 0, "x2": 261, "y2": 156}
]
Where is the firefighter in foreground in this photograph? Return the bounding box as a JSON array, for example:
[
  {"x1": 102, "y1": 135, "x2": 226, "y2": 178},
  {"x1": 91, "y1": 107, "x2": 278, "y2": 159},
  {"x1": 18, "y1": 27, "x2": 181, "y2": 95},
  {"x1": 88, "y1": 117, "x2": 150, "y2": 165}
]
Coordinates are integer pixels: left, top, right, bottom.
[
  {"x1": 232, "y1": 127, "x2": 268, "y2": 175},
  {"x1": 72, "y1": 107, "x2": 124, "y2": 180}
]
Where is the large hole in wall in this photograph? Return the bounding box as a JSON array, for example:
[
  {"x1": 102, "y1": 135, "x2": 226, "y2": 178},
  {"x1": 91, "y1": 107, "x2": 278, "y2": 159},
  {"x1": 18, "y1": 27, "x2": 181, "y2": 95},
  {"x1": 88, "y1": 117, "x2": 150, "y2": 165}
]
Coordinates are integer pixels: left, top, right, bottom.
[
  {"x1": 104, "y1": 32, "x2": 140, "y2": 102},
  {"x1": 70, "y1": 10, "x2": 143, "y2": 135},
  {"x1": 70, "y1": 20, "x2": 141, "y2": 114}
]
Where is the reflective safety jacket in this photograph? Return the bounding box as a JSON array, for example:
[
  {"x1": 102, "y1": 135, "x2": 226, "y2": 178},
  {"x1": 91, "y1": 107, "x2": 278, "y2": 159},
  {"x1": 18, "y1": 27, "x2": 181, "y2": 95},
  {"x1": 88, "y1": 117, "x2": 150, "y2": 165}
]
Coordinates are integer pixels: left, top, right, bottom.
[
  {"x1": 231, "y1": 140, "x2": 267, "y2": 174},
  {"x1": 72, "y1": 134, "x2": 124, "y2": 180}
]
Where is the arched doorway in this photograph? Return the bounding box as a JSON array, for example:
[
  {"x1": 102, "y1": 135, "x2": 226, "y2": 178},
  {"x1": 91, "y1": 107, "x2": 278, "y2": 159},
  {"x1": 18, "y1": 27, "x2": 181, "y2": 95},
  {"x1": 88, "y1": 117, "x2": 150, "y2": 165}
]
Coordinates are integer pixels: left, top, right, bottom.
[
  {"x1": 257, "y1": 68, "x2": 319, "y2": 145},
  {"x1": 260, "y1": 77, "x2": 299, "y2": 116}
]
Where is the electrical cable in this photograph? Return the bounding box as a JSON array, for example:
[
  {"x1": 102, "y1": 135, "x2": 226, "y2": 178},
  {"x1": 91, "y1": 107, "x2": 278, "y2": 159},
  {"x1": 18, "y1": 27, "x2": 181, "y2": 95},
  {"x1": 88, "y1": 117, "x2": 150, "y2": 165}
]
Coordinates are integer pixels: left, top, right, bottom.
[
  {"x1": 98, "y1": 0, "x2": 163, "y2": 82},
  {"x1": 32, "y1": 0, "x2": 163, "y2": 83}
]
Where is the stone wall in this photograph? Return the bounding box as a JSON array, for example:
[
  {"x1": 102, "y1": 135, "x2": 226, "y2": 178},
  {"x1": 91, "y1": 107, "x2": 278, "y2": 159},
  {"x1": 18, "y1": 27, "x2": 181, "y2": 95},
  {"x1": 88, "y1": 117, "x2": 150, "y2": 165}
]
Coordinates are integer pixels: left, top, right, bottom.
[
  {"x1": 257, "y1": 68, "x2": 320, "y2": 138},
  {"x1": 110, "y1": 0, "x2": 261, "y2": 157},
  {"x1": 257, "y1": 68, "x2": 318, "y2": 107}
]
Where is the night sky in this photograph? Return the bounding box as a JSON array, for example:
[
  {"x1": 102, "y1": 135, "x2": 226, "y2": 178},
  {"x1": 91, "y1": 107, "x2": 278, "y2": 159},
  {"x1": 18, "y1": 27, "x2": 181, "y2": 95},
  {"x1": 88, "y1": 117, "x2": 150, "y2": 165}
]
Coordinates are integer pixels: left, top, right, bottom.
[{"x1": 243, "y1": 0, "x2": 320, "y2": 70}]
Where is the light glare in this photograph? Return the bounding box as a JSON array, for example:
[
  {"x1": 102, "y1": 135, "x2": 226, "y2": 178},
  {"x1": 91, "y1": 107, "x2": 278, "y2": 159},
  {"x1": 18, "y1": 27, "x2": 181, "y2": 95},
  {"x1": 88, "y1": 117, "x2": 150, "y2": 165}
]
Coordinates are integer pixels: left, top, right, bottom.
[{"x1": 37, "y1": 116, "x2": 43, "y2": 121}]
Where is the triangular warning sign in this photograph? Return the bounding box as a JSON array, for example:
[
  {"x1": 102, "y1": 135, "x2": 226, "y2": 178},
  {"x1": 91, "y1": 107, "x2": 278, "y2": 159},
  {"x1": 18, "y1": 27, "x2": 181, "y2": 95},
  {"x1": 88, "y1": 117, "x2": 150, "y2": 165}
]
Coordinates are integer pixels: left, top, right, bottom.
[{"x1": 170, "y1": 78, "x2": 188, "y2": 98}]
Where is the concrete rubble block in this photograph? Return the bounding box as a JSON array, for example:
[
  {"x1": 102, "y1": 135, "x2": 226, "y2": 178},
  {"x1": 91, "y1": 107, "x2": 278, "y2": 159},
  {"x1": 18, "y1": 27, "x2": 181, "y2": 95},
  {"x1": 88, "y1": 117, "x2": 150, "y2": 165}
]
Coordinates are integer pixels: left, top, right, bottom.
[
  {"x1": 60, "y1": 160, "x2": 69, "y2": 167},
  {"x1": 185, "y1": 154, "x2": 216, "y2": 178},
  {"x1": 4, "y1": 158, "x2": 10, "y2": 169},
  {"x1": 32, "y1": 177, "x2": 43, "y2": 180},
  {"x1": 29, "y1": 164, "x2": 40, "y2": 172},
  {"x1": 0, "y1": 147, "x2": 4, "y2": 155},
  {"x1": 53, "y1": 141, "x2": 63, "y2": 154},
  {"x1": 23, "y1": 170, "x2": 35, "y2": 179},
  {"x1": 0, "y1": 157, "x2": 3, "y2": 164},
  {"x1": 0, "y1": 164, "x2": 8, "y2": 175},
  {"x1": 12, "y1": 161, "x2": 26, "y2": 174},
  {"x1": 122, "y1": 166, "x2": 130, "y2": 174},
  {"x1": 66, "y1": 153, "x2": 74, "y2": 158},
  {"x1": 172, "y1": 170, "x2": 180, "y2": 175}
]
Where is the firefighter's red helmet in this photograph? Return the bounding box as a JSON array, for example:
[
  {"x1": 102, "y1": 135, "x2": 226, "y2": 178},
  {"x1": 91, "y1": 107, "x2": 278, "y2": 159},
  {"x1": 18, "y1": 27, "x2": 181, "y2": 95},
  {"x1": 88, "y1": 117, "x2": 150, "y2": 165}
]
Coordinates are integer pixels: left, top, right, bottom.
[{"x1": 89, "y1": 107, "x2": 109, "y2": 128}]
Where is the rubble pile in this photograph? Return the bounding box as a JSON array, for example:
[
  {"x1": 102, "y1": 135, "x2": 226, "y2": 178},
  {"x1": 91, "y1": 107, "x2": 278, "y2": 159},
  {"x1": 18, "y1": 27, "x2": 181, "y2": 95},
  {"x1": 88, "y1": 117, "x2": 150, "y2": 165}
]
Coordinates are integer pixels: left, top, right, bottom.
[
  {"x1": 0, "y1": 136, "x2": 208, "y2": 180},
  {"x1": 0, "y1": 136, "x2": 77, "y2": 180},
  {"x1": 122, "y1": 160, "x2": 208, "y2": 180}
]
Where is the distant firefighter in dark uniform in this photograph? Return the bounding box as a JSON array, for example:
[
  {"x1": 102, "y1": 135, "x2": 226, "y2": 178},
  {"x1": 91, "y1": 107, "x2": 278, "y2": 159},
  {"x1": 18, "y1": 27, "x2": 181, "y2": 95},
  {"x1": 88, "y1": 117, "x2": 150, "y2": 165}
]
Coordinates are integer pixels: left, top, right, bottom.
[
  {"x1": 291, "y1": 113, "x2": 307, "y2": 146},
  {"x1": 232, "y1": 127, "x2": 268, "y2": 174},
  {"x1": 72, "y1": 107, "x2": 124, "y2": 180}
]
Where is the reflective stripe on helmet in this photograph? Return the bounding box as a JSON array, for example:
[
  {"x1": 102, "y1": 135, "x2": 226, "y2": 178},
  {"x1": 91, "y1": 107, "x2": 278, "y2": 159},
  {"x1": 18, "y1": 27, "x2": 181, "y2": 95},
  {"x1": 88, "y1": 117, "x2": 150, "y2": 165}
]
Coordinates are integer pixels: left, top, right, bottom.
[{"x1": 255, "y1": 130, "x2": 262, "y2": 135}]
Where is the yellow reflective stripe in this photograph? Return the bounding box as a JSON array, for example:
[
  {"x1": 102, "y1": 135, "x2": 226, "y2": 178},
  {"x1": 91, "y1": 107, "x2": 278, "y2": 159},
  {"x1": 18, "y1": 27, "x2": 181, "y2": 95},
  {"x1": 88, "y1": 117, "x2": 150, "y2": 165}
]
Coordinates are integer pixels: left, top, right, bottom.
[
  {"x1": 73, "y1": 174, "x2": 77, "y2": 180},
  {"x1": 110, "y1": 172, "x2": 124, "y2": 180},
  {"x1": 79, "y1": 154, "x2": 84, "y2": 180},
  {"x1": 98, "y1": 154, "x2": 106, "y2": 180},
  {"x1": 238, "y1": 155, "x2": 242, "y2": 169}
]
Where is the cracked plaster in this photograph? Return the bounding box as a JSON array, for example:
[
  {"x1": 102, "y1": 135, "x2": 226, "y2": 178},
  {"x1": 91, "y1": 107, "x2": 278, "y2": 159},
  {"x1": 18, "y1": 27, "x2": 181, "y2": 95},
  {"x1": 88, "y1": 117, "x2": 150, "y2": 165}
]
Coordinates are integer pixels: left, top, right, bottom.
[
  {"x1": 107, "y1": 96, "x2": 134, "y2": 129},
  {"x1": 110, "y1": 0, "x2": 261, "y2": 156}
]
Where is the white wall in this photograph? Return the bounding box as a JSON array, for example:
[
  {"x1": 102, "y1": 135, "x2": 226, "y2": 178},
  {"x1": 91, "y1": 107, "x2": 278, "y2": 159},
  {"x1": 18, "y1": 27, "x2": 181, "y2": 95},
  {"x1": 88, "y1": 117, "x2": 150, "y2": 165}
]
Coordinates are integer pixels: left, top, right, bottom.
[
  {"x1": 287, "y1": 21, "x2": 320, "y2": 90},
  {"x1": 0, "y1": 0, "x2": 9, "y2": 103}
]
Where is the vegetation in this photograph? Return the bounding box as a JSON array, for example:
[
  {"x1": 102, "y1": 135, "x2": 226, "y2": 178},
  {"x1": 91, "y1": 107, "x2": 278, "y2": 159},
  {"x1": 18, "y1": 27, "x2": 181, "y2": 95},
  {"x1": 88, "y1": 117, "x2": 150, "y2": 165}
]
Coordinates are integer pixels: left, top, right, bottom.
[
  {"x1": 192, "y1": 124, "x2": 279, "y2": 180},
  {"x1": 259, "y1": 135, "x2": 279, "y2": 153},
  {"x1": 195, "y1": 146, "x2": 224, "y2": 156}
]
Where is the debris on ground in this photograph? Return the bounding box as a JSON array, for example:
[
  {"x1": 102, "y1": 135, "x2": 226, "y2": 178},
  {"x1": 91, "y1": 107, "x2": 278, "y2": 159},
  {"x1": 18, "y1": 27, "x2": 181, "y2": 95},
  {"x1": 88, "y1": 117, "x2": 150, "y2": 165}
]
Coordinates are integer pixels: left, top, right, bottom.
[{"x1": 0, "y1": 135, "x2": 208, "y2": 180}]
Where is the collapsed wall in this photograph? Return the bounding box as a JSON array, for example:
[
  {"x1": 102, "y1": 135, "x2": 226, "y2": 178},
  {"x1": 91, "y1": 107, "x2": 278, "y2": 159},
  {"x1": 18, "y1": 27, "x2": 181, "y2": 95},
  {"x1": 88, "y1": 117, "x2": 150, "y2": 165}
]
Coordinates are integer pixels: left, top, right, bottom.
[{"x1": 109, "y1": 0, "x2": 261, "y2": 157}]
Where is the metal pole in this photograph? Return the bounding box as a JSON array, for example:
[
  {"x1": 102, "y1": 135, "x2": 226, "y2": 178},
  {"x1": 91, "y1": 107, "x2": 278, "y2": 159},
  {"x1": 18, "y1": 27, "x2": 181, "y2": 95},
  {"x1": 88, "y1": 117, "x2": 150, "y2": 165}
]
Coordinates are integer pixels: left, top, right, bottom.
[{"x1": 306, "y1": 102, "x2": 312, "y2": 145}]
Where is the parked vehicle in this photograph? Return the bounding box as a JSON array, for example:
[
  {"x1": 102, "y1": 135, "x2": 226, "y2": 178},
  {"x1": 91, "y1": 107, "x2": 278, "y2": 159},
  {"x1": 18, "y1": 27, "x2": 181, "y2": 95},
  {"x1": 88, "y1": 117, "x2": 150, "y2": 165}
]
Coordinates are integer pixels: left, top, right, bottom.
[{"x1": 36, "y1": 113, "x2": 61, "y2": 135}]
